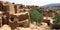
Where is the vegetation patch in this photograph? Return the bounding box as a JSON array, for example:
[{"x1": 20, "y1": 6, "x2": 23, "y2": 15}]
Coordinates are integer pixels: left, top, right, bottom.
[{"x1": 29, "y1": 10, "x2": 43, "y2": 25}]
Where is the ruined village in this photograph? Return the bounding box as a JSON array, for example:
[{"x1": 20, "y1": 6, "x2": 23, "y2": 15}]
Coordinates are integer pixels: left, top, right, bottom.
[{"x1": 0, "y1": 1, "x2": 60, "y2": 30}]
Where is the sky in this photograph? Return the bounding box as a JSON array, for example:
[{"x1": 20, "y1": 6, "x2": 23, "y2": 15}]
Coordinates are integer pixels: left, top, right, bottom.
[{"x1": 0, "y1": 0, "x2": 60, "y2": 6}]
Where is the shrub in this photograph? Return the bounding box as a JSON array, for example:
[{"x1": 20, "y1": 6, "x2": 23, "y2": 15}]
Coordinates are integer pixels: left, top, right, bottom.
[
  {"x1": 29, "y1": 10, "x2": 43, "y2": 24},
  {"x1": 53, "y1": 14, "x2": 60, "y2": 25}
]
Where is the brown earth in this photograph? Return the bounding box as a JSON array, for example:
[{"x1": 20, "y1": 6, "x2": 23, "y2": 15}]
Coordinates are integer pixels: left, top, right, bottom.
[{"x1": 0, "y1": 22, "x2": 50, "y2": 30}]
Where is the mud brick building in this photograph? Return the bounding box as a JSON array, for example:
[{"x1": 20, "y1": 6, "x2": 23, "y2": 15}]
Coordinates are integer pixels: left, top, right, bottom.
[
  {"x1": 0, "y1": 1, "x2": 53, "y2": 29},
  {"x1": 0, "y1": 1, "x2": 59, "y2": 29},
  {"x1": 9, "y1": 12, "x2": 30, "y2": 29},
  {"x1": 14, "y1": 4, "x2": 25, "y2": 13},
  {"x1": 0, "y1": 1, "x2": 31, "y2": 29},
  {"x1": 1, "y1": 2, "x2": 15, "y2": 25}
]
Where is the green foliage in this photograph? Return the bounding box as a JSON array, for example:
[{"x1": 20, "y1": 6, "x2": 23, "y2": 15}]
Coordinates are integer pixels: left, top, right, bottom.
[
  {"x1": 29, "y1": 10, "x2": 43, "y2": 24},
  {"x1": 53, "y1": 14, "x2": 60, "y2": 25}
]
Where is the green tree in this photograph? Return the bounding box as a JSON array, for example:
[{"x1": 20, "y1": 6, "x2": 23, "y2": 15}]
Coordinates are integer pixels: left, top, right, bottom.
[
  {"x1": 29, "y1": 10, "x2": 43, "y2": 25},
  {"x1": 53, "y1": 14, "x2": 60, "y2": 25}
]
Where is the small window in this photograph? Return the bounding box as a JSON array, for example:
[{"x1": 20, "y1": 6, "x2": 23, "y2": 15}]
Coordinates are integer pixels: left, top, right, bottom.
[
  {"x1": 19, "y1": 5, "x2": 23, "y2": 9},
  {"x1": 11, "y1": 17, "x2": 14, "y2": 22},
  {"x1": 23, "y1": 10, "x2": 26, "y2": 12}
]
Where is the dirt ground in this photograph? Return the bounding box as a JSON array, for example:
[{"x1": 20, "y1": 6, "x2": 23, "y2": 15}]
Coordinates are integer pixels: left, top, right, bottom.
[{"x1": 0, "y1": 22, "x2": 50, "y2": 30}]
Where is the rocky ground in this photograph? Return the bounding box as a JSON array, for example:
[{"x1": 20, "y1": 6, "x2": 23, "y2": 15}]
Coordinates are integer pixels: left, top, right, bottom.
[{"x1": 0, "y1": 22, "x2": 51, "y2": 30}]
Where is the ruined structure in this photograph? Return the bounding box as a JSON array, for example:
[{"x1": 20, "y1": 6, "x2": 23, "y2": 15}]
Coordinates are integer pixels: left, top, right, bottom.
[
  {"x1": 40, "y1": 8, "x2": 60, "y2": 29},
  {"x1": 0, "y1": 1, "x2": 40, "y2": 29},
  {"x1": 0, "y1": 1, "x2": 60, "y2": 30},
  {"x1": 9, "y1": 12, "x2": 30, "y2": 29},
  {"x1": 26, "y1": 5, "x2": 39, "y2": 10},
  {"x1": 0, "y1": 1, "x2": 32, "y2": 29},
  {"x1": 40, "y1": 8, "x2": 54, "y2": 24}
]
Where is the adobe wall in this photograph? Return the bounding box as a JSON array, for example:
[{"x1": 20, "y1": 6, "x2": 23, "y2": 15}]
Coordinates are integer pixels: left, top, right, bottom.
[
  {"x1": 14, "y1": 4, "x2": 25, "y2": 13},
  {"x1": 0, "y1": 1, "x2": 3, "y2": 11},
  {"x1": 8, "y1": 12, "x2": 30, "y2": 29},
  {"x1": 0, "y1": 12, "x2": 3, "y2": 27},
  {"x1": 26, "y1": 5, "x2": 39, "y2": 10},
  {"x1": 3, "y1": 2, "x2": 15, "y2": 14},
  {"x1": 1, "y1": 2, "x2": 30, "y2": 29}
]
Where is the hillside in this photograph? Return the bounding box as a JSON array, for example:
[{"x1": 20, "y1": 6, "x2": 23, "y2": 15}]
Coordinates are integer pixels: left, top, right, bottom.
[{"x1": 41, "y1": 3, "x2": 60, "y2": 9}]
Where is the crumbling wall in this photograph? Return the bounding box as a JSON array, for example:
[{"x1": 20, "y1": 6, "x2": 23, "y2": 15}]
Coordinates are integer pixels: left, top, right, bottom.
[
  {"x1": 26, "y1": 5, "x2": 39, "y2": 10},
  {"x1": 0, "y1": 1, "x2": 30, "y2": 30},
  {"x1": 14, "y1": 4, "x2": 25, "y2": 13},
  {"x1": 0, "y1": 12, "x2": 3, "y2": 27},
  {"x1": 3, "y1": 2, "x2": 15, "y2": 14},
  {"x1": 8, "y1": 12, "x2": 30, "y2": 29},
  {"x1": 0, "y1": 1, "x2": 3, "y2": 11}
]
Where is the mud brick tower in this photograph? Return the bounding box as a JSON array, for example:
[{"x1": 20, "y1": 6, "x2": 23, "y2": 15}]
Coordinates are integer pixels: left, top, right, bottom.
[{"x1": 2, "y1": 2, "x2": 15, "y2": 25}]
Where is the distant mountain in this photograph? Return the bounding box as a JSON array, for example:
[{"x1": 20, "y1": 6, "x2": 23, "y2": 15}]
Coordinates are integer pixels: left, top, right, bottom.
[{"x1": 41, "y1": 3, "x2": 60, "y2": 9}]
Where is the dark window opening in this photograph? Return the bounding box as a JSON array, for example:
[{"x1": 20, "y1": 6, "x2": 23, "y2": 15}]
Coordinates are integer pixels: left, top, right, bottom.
[
  {"x1": 11, "y1": 17, "x2": 14, "y2": 22},
  {"x1": 19, "y1": 5, "x2": 23, "y2": 9},
  {"x1": 19, "y1": 24, "x2": 24, "y2": 27},
  {"x1": 18, "y1": 15, "x2": 29, "y2": 21},
  {"x1": 23, "y1": 10, "x2": 26, "y2": 12},
  {"x1": 2, "y1": 16, "x2": 5, "y2": 25}
]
